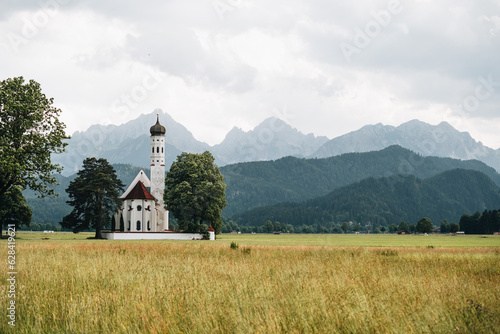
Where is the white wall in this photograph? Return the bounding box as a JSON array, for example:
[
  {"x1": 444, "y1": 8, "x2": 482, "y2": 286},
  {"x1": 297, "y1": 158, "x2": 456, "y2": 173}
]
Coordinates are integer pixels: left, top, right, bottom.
[{"x1": 102, "y1": 232, "x2": 205, "y2": 240}]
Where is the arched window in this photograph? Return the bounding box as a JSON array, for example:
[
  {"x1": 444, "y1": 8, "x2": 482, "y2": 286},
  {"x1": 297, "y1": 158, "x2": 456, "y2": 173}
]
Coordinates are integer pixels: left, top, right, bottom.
[
  {"x1": 157, "y1": 147, "x2": 159, "y2": 153},
  {"x1": 161, "y1": 147, "x2": 163, "y2": 153},
  {"x1": 152, "y1": 147, "x2": 154, "y2": 153},
  {"x1": 136, "y1": 220, "x2": 141, "y2": 231},
  {"x1": 128, "y1": 221, "x2": 131, "y2": 231},
  {"x1": 147, "y1": 220, "x2": 151, "y2": 231},
  {"x1": 137, "y1": 205, "x2": 142, "y2": 211}
]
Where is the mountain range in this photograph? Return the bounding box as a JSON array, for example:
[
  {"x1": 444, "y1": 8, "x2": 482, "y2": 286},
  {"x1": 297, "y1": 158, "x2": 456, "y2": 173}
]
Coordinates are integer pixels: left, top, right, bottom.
[
  {"x1": 53, "y1": 109, "x2": 500, "y2": 176},
  {"x1": 310, "y1": 120, "x2": 500, "y2": 171},
  {"x1": 32, "y1": 111, "x2": 500, "y2": 227},
  {"x1": 29, "y1": 145, "x2": 500, "y2": 226}
]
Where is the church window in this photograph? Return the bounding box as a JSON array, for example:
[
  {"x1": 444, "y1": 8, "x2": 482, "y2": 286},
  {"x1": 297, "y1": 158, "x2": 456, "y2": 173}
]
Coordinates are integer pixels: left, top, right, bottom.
[
  {"x1": 128, "y1": 221, "x2": 131, "y2": 231},
  {"x1": 161, "y1": 147, "x2": 163, "y2": 153},
  {"x1": 137, "y1": 220, "x2": 141, "y2": 231},
  {"x1": 157, "y1": 147, "x2": 159, "y2": 153},
  {"x1": 137, "y1": 205, "x2": 142, "y2": 211},
  {"x1": 152, "y1": 147, "x2": 154, "y2": 153},
  {"x1": 147, "y1": 220, "x2": 151, "y2": 231}
]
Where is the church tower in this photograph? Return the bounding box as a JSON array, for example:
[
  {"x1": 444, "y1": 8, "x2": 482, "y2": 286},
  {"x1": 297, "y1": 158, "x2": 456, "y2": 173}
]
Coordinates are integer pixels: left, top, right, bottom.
[{"x1": 150, "y1": 114, "x2": 168, "y2": 230}]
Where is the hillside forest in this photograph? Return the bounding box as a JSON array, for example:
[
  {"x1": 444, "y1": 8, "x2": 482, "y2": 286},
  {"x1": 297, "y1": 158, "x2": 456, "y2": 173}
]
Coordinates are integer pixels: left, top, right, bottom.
[{"x1": 23, "y1": 146, "x2": 500, "y2": 234}]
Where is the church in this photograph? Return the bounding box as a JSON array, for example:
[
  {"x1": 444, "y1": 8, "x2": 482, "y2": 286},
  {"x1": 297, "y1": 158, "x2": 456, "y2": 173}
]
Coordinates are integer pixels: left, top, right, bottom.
[{"x1": 102, "y1": 114, "x2": 215, "y2": 241}]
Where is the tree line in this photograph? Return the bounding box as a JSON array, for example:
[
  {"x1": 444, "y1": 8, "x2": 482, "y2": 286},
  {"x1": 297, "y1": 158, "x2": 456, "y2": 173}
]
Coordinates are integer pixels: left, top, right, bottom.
[
  {"x1": 459, "y1": 210, "x2": 500, "y2": 234},
  {"x1": 220, "y1": 217, "x2": 467, "y2": 234}
]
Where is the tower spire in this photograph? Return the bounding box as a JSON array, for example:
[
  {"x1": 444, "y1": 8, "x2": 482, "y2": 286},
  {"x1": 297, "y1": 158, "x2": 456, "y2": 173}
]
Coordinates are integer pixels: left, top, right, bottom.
[
  {"x1": 150, "y1": 113, "x2": 168, "y2": 230},
  {"x1": 150, "y1": 113, "x2": 166, "y2": 135}
]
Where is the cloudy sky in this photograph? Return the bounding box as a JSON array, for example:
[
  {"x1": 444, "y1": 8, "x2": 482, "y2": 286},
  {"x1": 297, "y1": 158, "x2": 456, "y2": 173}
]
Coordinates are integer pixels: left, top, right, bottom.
[{"x1": 1, "y1": 0, "x2": 499, "y2": 147}]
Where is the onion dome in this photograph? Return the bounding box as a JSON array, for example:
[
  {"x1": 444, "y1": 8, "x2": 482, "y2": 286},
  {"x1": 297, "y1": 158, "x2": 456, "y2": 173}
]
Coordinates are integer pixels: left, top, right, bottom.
[{"x1": 150, "y1": 114, "x2": 166, "y2": 135}]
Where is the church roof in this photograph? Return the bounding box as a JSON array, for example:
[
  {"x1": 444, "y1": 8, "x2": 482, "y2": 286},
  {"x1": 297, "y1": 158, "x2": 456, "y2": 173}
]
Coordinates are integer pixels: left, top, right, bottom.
[
  {"x1": 120, "y1": 170, "x2": 150, "y2": 199},
  {"x1": 122, "y1": 181, "x2": 155, "y2": 200},
  {"x1": 150, "y1": 114, "x2": 166, "y2": 135},
  {"x1": 208, "y1": 226, "x2": 215, "y2": 232}
]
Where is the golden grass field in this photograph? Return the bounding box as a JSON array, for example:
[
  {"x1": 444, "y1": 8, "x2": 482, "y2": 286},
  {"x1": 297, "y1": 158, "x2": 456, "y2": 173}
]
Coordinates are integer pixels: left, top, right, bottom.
[{"x1": 1, "y1": 232, "x2": 500, "y2": 333}]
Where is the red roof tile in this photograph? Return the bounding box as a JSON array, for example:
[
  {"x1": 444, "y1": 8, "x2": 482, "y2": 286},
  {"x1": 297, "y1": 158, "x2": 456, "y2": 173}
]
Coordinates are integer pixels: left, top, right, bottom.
[
  {"x1": 208, "y1": 226, "x2": 215, "y2": 232},
  {"x1": 123, "y1": 181, "x2": 155, "y2": 200}
]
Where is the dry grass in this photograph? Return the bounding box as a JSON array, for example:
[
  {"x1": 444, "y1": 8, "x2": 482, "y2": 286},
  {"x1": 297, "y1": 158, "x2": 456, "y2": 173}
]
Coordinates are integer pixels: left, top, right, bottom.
[{"x1": 1, "y1": 237, "x2": 499, "y2": 333}]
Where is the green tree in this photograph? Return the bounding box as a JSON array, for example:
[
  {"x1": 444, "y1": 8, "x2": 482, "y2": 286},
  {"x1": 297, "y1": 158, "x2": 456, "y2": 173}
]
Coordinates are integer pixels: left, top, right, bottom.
[
  {"x1": 440, "y1": 219, "x2": 450, "y2": 233},
  {"x1": 263, "y1": 220, "x2": 274, "y2": 233},
  {"x1": 341, "y1": 222, "x2": 349, "y2": 233},
  {"x1": 398, "y1": 221, "x2": 409, "y2": 233},
  {"x1": 417, "y1": 217, "x2": 433, "y2": 233},
  {"x1": 0, "y1": 77, "x2": 67, "y2": 201},
  {"x1": 450, "y1": 222, "x2": 460, "y2": 233},
  {"x1": 0, "y1": 185, "x2": 32, "y2": 231},
  {"x1": 165, "y1": 151, "x2": 227, "y2": 235},
  {"x1": 61, "y1": 158, "x2": 124, "y2": 239},
  {"x1": 459, "y1": 212, "x2": 481, "y2": 234},
  {"x1": 274, "y1": 221, "x2": 281, "y2": 232}
]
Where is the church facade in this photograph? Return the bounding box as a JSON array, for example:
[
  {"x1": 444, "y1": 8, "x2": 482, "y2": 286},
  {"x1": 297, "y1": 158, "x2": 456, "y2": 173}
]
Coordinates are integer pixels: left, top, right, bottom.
[{"x1": 102, "y1": 114, "x2": 214, "y2": 241}]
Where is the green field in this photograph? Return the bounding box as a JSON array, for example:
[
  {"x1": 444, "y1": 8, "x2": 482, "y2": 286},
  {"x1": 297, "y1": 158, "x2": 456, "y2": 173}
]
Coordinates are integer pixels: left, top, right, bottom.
[
  {"x1": 12, "y1": 231, "x2": 500, "y2": 248},
  {"x1": 1, "y1": 232, "x2": 499, "y2": 333}
]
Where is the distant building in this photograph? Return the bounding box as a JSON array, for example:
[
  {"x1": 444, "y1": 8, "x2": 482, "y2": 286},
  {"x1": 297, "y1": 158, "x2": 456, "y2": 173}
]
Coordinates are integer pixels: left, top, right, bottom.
[{"x1": 102, "y1": 115, "x2": 214, "y2": 241}]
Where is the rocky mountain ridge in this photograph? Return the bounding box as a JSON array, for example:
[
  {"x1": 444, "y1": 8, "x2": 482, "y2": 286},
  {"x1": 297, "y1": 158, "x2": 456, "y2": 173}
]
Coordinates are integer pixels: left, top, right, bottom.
[{"x1": 53, "y1": 109, "x2": 500, "y2": 175}]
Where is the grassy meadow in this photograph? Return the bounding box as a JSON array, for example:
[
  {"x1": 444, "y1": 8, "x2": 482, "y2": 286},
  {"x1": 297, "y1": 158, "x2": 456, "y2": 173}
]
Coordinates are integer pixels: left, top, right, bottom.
[{"x1": 1, "y1": 232, "x2": 499, "y2": 333}]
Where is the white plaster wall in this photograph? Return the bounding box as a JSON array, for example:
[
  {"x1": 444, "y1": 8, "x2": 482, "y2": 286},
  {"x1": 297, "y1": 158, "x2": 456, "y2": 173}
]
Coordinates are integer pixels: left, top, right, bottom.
[{"x1": 102, "y1": 232, "x2": 205, "y2": 240}]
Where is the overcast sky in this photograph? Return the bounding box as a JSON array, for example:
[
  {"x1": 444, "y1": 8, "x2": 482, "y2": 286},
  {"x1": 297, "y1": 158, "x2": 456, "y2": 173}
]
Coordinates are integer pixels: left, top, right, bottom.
[{"x1": 1, "y1": 0, "x2": 499, "y2": 147}]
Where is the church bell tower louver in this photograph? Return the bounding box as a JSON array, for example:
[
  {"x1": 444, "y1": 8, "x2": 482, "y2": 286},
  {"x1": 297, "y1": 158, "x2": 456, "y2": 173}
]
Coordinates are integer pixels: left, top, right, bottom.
[{"x1": 150, "y1": 113, "x2": 168, "y2": 230}]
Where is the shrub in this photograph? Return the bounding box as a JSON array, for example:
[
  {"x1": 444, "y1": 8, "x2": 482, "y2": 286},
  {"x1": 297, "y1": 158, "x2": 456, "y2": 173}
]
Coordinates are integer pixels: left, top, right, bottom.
[{"x1": 242, "y1": 247, "x2": 252, "y2": 255}]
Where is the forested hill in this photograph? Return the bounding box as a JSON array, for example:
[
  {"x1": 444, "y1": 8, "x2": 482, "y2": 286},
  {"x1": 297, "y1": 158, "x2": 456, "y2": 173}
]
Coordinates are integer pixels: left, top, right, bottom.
[
  {"x1": 26, "y1": 164, "x2": 145, "y2": 224},
  {"x1": 232, "y1": 169, "x2": 500, "y2": 227},
  {"x1": 27, "y1": 145, "x2": 500, "y2": 225},
  {"x1": 221, "y1": 145, "x2": 500, "y2": 217}
]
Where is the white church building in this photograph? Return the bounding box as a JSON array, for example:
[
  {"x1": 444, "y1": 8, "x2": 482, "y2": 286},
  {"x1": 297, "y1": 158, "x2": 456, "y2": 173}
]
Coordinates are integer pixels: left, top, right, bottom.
[{"x1": 102, "y1": 114, "x2": 215, "y2": 241}]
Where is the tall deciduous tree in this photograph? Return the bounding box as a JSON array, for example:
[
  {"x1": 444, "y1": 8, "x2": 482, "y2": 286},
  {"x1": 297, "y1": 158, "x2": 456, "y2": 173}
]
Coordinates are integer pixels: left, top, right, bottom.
[
  {"x1": 450, "y1": 223, "x2": 460, "y2": 234},
  {"x1": 263, "y1": 220, "x2": 274, "y2": 233},
  {"x1": 417, "y1": 217, "x2": 433, "y2": 233},
  {"x1": 165, "y1": 151, "x2": 227, "y2": 235},
  {"x1": 440, "y1": 219, "x2": 450, "y2": 233},
  {"x1": 341, "y1": 222, "x2": 349, "y2": 233},
  {"x1": 61, "y1": 158, "x2": 124, "y2": 239},
  {"x1": 0, "y1": 77, "x2": 67, "y2": 200},
  {"x1": 0, "y1": 185, "x2": 32, "y2": 231}
]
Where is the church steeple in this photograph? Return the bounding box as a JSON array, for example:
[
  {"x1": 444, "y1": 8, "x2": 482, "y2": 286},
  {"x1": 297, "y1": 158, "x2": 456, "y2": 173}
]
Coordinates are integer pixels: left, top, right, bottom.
[
  {"x1": 150, "y1": 113, "x2": 166, "y2": 135},
  {"x1": 150, "y1": 113, "x2": 168, "y2": 230}
]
